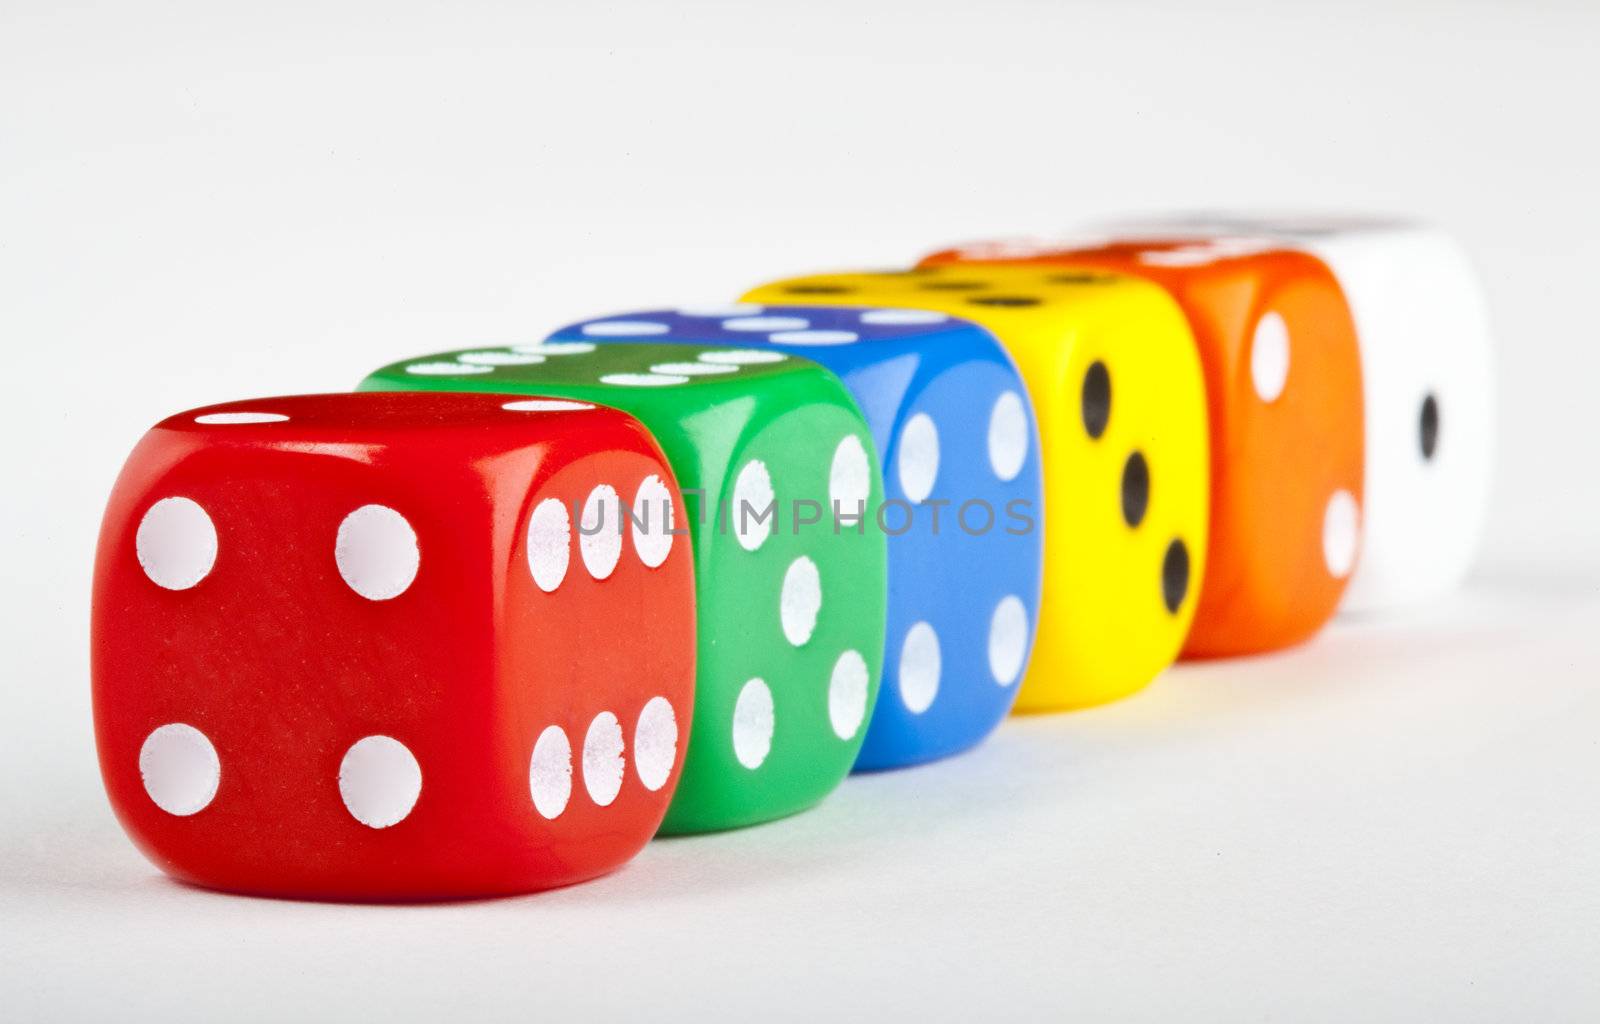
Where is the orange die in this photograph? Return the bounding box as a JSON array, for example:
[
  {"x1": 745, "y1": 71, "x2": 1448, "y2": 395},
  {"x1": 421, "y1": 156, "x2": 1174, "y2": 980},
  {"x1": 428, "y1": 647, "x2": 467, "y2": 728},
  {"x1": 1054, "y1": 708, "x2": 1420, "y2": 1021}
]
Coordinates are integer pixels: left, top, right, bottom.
[{"x1": 923, "y1": 236, "x2": 1364, "y2": 656}]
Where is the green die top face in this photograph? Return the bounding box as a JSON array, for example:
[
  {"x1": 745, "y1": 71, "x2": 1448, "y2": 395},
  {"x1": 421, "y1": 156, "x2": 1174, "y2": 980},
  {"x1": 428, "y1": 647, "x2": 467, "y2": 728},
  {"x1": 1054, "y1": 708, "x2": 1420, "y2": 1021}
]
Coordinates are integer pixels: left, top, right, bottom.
[{"x1": 362, "y1": 342, "x2": 888, "y2": 834}]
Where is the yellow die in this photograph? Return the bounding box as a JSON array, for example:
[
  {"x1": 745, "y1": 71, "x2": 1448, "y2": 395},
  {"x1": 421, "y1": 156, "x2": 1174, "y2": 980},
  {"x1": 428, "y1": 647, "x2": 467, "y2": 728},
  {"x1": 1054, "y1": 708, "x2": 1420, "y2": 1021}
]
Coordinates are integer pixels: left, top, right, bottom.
[{"x1": 745, "y1": 267, "x2": 1209, "y2": 710}]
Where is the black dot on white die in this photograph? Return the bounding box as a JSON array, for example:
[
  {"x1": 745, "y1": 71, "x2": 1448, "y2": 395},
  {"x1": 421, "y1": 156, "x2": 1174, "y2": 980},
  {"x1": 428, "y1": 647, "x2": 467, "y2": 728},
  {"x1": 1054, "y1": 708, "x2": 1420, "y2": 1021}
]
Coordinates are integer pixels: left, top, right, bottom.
[
  {"x1": 785, "y1": 284, "x2": 854, "y2": 296},
  {"x1": 919, "y1": 280, "x2": 989, "y2": 292},
  {"x1": 1121, "y1": 451, "x2": 1150, "y2": 528},
  {"x1": 1161, "y1": 538, "x2": 1190, "y2": 614},
  {"x1": 1081, "y1": 361, "x2": 1111, "y2": 439},
  {"x1": 1419, "y1": 392, "x2": 1440, "y2": 460},
  {"x1": 968, "y1": 295, "x2": 1041, "y2": 307}
]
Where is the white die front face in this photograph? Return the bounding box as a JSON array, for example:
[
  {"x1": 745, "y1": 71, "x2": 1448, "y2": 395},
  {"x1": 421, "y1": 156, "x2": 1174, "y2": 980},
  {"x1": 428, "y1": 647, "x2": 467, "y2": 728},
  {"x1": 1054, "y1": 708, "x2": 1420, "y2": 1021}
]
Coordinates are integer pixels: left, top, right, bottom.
[{"x1": 1308, "y1": 226, "x2": 1494, "y2": 612}]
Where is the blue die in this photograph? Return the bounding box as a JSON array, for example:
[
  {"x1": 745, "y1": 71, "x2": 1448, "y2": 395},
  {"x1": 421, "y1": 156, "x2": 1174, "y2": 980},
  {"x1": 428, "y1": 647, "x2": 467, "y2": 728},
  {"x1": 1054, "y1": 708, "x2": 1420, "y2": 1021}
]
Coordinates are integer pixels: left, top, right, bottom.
[{"x1": 546, "y1": 304, "x2": 1044, "y2": 770}]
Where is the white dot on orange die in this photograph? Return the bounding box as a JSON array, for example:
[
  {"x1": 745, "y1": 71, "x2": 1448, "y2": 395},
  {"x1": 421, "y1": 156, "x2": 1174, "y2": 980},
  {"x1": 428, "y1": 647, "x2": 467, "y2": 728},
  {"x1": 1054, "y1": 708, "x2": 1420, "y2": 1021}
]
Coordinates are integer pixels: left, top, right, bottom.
[
  {"x1": 407, "y1": 361, "x2": 490, "y2": 375},
  {"x1": 1251, "y1": 312, "x2": 1291, "y2": 402},
  {"x1": 732, "y1": 459, "x2": 775, "y2": 552},
  {"x1": 581, "y1": 320, "x2": 670, "y2": 337},
  {"x1": 860, "y1": 308, "x2": 948, "y2": 326},
  {"x1": 335, "y1": 504, "x2": 420, "y2": 601},
  {"x1": 600, "y1": 372, "x2": 690, "y2": 387},
  {"x1": 723, "y1": 315, "x2": 808, "y2": 332},
  {"x1": 987, "y1": 390, "x2": 1030, "y2": 482},
  {"x1": 136, "y1": 496, "x2": 218, "y2": 591},
  {"x1": 780, "y1": 556, "x2": 822, "y2": 646},
  {"x1": 829, "y1": 435, "x2": 871, "y2": 516},
  {"x1": 338, "y1": 735, "x2": 422, "y2": 829},
  {"x1": 503, "y1": 399, "x2": 595, "y2": 412},
  {"x1": 732, "y1": 678, "x2": 774, "y2": 770},
  {"x1": 527, "y1": 497, "x2": 571, "y2": 593},
  {"x1": 898, "y1": 621, "x2": 941, "y2": 714},
  {"x1": 769, "y1": 330, "x2": 858, "y2": 345},
  {"x1": 897, "y1": 412, "x2": 940, "y2": 503},
  {"x1": 988, "y1": 595, "x2": 1029, "y2": 686},
  {"x1": 631, "y1": 475, "x2": 675, "y2": 569},
  {"x1": 457, "y1": 350, "x2": 548, "y2": 366},
  {"x1": 579, "y1": 485, "x2": 624, "y2": 580},
  {"x1": 529, "y1": 725, "x2": 573, "y2": 819},
  {"x1": 633, "y1": 697, "x2": 678, "y2": 792},
  {"x1": 139, "y1": 723, "x2": 220, "y2": 816},
  {"x1": 582, "y1": 711, "x2": 625, "y2": 807},
  {"x1": 828, "y1": 650, "x2": 870, "y2": 741},
  {"x1": 194, "y1": 411, "x2": 289, "y2": 425},
  {"x1": 698, "y1": 349, "x2": 786, "y2": 365},
  {"x1": 1323, "y1": 489, "x2": 1361, "y2": 578}
]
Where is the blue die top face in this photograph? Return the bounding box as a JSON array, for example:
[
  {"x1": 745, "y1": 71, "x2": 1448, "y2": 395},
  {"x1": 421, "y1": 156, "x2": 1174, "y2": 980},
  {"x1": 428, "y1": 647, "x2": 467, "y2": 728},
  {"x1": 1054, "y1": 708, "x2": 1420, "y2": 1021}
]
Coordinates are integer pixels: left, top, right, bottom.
[{"x1": 548, "y1": 304, "x2": 1045, "y2": 771}]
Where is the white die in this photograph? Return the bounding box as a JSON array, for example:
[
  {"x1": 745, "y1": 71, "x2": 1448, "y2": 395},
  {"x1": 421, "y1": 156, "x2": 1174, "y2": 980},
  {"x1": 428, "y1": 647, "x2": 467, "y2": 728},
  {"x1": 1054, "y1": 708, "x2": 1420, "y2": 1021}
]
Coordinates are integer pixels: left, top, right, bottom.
[{"x1": 1095, "y1": 214, "x2": 1494, "y2": 612}]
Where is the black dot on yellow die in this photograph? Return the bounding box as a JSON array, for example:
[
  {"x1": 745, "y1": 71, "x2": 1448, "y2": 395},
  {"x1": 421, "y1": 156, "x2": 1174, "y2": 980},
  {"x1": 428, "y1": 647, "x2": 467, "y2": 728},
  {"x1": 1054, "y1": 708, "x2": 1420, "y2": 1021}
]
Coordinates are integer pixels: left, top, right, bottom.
[
  {"x1": 1081, "y1": 361, "x2": 1111, "y2": 439},
  {"x1": 1121, "y1": 451, "x2": 1150, "y2": 527},
  {"x1": 1045, "y1": 272, "x2": 1115, "y2": 285},
  {"x1": 919, "y1": 281, "x2": 989, "y2": 292},
  {"x1": 784, "y1": 284, "x2": 854, "y2": 296},
  {"x1": 1419, "y1": 393, "x2": 1440, "y2": 460},
  {"x1": 1162, "y1": 539, "x2": 1190, "y2": 614},
  {"x1": 968, "y1": 295, "x2": 1041, "y2": 307}
]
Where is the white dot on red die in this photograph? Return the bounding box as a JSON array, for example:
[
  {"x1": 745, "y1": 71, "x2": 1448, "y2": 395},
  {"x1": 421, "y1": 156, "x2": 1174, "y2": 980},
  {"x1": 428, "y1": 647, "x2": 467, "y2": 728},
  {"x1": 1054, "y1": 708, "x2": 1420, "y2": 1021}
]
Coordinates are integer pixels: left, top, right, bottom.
[
  {"x1": 528, "y1": 725, "x2": 572, "y2": 819},
  {"x1": 1323, "y1": 489, "x2": 1361, "y2": 578},
  {"x1": 526, "y1": 497, "x2": 571, "y2": 593},
  {"x1": 137, "y1": 496, "x2": 217, "y2": 591},
  {"x1": 631, "y1": 475, "x2": 675, "y2": 569},
  {"x1": 335, "y1": 504, "x2": 420, "y2": 601},
  {"x1": 988, "y1": 595, "x2": 1030, "y2": 686},
  {"x1": 860, "y1": 309, "x2": 948, "y2": 326},
  {"x1": 582, "y1": 711, "x2": 625, "y2": 807},
  {"x1": 194, "y1": 411, "x2": 288, "y2": 425},
  {"x1": 633, "y1": 697, "x2": 678, "y2": 792},
  {"x1": 828, "y1": 650, "x2": 870, "y2": 741},
  {"x1": 898, "y1": 621, "x2": 941, "y2": 714},
  {"x1": 830, "y1": 435, "x2": 871, "y2": 517},
  {"x1": 732, "y1": 678, "x2": 774, "y2": 770},
  {"x1": 338, "y1": 735, "x2": 421, "y2": 829},
  {"x1": 581, "y1": 320, "x2": 670, "y2": 337},
  {"x1": 723, "y1": 315, "x2": 808, "y2": 332},
  {"x1": 780, "y1": 556, "x2": 822, "y2": 646},
  {"x1": 732, "y1": 459, "x2": 775, "y2": 552},
  {"x1": 897, "y1": 412, "x2": 940, "y2": 503},
  {"x1": 139, "y1": 723, "x2": 220, "y2": 816},
  {"x1": 407, "y1": 361, "x2": 490, "y2": 376},
  {"x1": 579, "y1": 485, "x2": 623, "y2": 579},
  {"x1": 987, "y1": 391, "x2": 1030, "y2": 482},
  {"x1": 1251, "y1": 312, "x2": 1291, "y2": 402},
  {"x1": 503, "y1": 399, "x2": 595, "y2": 412}
]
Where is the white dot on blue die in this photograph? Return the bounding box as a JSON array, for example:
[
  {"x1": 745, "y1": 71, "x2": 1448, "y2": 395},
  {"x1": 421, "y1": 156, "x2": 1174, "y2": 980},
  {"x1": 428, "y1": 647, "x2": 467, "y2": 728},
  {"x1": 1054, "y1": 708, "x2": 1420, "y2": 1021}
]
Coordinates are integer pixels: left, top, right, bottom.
[
  {"x1": 860, "y1": 309, "x2": 949, "y2": 326},
  {"x1": 769, "y1": 330, "x2": 858, "y2": 345},
  {"x1": 723, "y1": 316, "x2": 809, "y2": 332},
  {"x1": 582, "y1": 321, "x2": 670, "y2": 337}
]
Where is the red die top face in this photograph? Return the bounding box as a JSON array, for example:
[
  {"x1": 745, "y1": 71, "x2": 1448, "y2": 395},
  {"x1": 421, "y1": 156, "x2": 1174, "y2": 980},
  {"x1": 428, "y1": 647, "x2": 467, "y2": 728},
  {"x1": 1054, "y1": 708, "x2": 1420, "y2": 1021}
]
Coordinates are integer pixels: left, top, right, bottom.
[{"x1": 91, "y1": 392, "x2": 695, "y2": 900}]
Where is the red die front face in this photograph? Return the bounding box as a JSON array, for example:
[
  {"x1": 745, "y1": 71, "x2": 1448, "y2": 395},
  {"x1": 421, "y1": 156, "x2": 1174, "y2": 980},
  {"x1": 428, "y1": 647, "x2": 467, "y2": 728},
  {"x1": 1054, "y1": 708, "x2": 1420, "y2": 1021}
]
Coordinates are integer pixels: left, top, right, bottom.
[{"x1": 91, "y1": 392, "x2": 695, "y2": 900}]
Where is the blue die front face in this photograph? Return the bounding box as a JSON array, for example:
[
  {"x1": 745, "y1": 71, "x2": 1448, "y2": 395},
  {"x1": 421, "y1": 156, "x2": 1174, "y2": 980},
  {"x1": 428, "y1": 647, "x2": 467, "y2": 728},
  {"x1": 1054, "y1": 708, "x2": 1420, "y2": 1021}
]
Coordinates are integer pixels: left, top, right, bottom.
[{"x1": 547, "y1": 304, "x2": 1045, "y2": 770}]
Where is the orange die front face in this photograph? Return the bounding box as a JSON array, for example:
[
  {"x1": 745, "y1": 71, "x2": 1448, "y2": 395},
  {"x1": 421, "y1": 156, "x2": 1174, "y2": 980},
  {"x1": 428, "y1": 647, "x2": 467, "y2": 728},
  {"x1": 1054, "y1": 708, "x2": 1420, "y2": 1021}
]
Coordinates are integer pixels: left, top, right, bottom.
[{"x1": 924, "y1": 238, "x2": 1365, "y2": 656}]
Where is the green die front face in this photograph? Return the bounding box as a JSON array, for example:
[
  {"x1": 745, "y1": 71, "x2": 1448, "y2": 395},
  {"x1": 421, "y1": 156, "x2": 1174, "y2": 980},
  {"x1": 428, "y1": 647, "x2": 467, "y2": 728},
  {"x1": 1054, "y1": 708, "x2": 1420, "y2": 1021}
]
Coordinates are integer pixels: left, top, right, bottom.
[{"x1": 362, "y1": 343, "x2": 887, "y2": 833}]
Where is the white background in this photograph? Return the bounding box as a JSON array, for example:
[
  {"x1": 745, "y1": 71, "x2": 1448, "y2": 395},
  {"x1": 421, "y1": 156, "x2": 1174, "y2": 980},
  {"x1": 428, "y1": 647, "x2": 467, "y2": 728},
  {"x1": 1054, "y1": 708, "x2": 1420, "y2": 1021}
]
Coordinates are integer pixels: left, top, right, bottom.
[{"x1": 2, "y1": 1, "x2": 1597, "y2": 1020}]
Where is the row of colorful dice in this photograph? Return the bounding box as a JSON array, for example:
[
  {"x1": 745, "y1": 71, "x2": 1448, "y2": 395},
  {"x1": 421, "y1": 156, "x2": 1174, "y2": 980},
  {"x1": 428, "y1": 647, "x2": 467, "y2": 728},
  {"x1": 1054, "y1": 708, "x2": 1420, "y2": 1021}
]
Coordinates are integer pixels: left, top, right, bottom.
[{"x1": 91, "y1": 216, "x2": 1491, "y2": 900}]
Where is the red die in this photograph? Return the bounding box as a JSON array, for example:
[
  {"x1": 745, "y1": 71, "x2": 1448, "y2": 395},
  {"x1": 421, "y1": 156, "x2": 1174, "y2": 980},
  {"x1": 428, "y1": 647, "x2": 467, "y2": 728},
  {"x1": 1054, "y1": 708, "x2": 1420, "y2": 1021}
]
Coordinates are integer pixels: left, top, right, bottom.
[{"x1": 91, "y1": 392, "x2": 695, "y2": 900}]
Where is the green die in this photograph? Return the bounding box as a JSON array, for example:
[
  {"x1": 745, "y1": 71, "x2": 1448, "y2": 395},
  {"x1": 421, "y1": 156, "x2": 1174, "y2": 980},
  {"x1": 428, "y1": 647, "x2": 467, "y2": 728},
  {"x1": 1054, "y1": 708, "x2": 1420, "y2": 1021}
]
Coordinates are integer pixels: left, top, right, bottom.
[{"x1": 361, "y1": 341, "x2": 887, "y2": 833}]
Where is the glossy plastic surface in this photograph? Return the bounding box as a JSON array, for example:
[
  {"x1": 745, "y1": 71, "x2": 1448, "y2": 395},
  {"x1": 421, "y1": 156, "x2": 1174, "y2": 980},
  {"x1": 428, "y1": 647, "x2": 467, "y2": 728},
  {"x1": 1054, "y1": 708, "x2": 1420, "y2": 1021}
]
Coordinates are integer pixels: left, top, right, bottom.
[
  {"x1": 546, "y1": 305, "x2": 1044, "y2": 770},
  {"x1": 362, "y1": 343, "x2": 887, "y2": 833},
  {"x1": 91, "y1": 391, "x2": 695, "y2": 899},
  {"x1": 744, "y1": 270, "x2": 1208, "y2": 711}
]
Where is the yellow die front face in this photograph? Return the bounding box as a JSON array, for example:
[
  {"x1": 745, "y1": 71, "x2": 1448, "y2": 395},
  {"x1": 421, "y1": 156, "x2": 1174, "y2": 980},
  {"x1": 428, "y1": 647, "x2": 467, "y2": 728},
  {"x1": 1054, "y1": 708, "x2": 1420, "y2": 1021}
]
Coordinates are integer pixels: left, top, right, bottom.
[{"x1": 745, "y1": 267, "x2": 1209, "y2": 710}]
